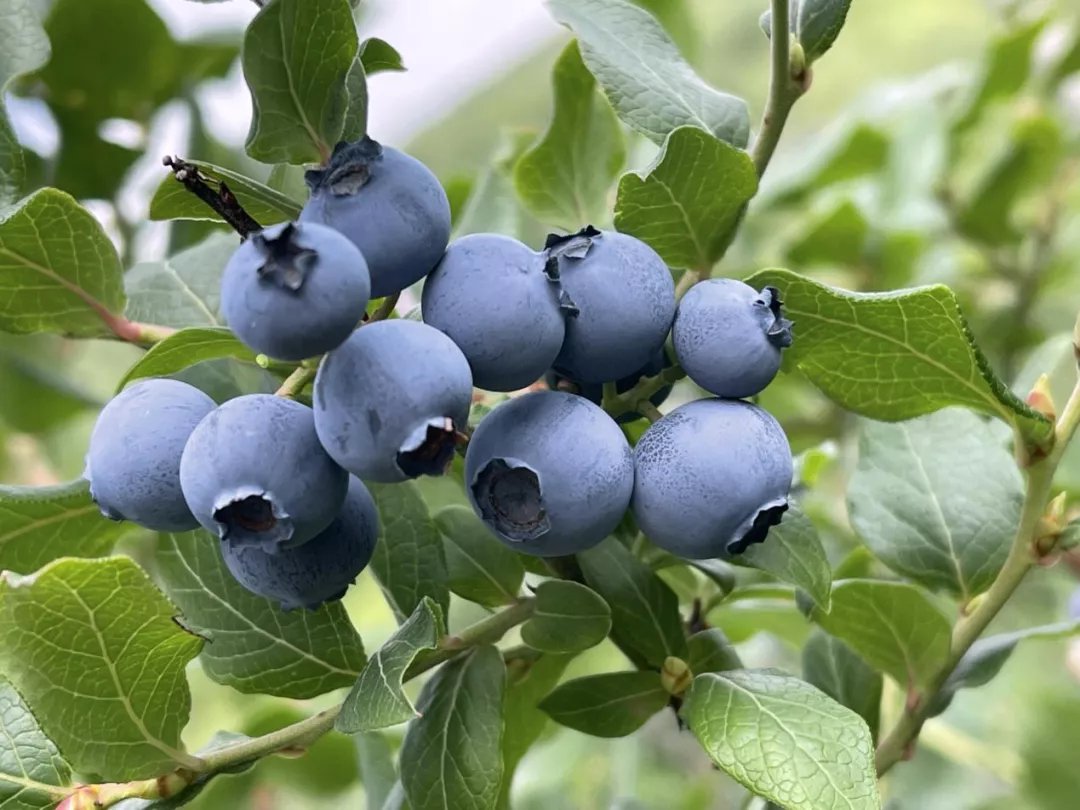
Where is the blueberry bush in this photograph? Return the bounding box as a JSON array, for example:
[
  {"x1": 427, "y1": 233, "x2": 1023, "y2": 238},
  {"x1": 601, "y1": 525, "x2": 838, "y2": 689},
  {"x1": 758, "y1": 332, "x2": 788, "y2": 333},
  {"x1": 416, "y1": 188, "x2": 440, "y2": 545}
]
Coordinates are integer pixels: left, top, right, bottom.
[{"x1": 2, "y1": 0, "x2": 1080, "y2": 808}]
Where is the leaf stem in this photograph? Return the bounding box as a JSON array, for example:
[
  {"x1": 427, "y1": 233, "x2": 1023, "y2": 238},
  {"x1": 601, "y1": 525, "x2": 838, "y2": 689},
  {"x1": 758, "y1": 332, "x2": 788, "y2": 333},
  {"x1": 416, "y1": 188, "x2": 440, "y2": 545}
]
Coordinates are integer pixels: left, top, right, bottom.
[
  {"x1": 750, "y1": 0, "x2": 809, "y2": 178},
  {"x1": 875, "y1": 376, "x2": 1080, "y2": 775},
  {"x1": 275, "y1": 365, "x2": 317, "y2": 398}
]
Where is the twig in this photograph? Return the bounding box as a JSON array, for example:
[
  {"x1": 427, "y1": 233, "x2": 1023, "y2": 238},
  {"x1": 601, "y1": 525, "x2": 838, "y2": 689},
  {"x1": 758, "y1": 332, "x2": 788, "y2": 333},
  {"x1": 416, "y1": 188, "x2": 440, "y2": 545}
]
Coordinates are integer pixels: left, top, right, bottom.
[
  {"x1": 750, "y1": 0, "x2": 810, "y2": 178},
  {"x1": 162, "y1": 156, "x2": 262, "y2": 238},
  {"x1": 275, "y1": 366, "x2": 317, "y2": 398},
  {"x1": 368, "y1": 292, "x2": 400, "y2": 323}
]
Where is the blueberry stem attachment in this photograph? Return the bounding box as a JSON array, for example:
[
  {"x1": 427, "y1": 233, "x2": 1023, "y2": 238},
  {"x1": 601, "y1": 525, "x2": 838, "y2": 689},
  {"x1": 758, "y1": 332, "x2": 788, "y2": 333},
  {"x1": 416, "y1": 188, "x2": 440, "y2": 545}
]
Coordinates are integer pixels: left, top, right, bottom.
[
  {"x1": 874, "y1": 374, "x2": 1080, "y2": 776},
  {"x1": 636, "y1": 401, "x2": 664, "y2": 424},
  {"x1": 603, "y1": 364, "x2": 686, "y2": 420},
  {"x1": 368, "y1": 292, "x2": 400, "y2": 323},
  {"x1": 275, "y1": 365, "x2": 317, "y2": 398}
]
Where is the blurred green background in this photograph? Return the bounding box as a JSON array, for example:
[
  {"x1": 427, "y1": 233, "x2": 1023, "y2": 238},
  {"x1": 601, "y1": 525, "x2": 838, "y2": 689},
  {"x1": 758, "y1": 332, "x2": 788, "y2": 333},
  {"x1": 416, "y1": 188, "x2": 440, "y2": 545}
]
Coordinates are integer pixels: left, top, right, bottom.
[{"x1": 4, "y1": 0, "x2": 1080, "y2": 807}]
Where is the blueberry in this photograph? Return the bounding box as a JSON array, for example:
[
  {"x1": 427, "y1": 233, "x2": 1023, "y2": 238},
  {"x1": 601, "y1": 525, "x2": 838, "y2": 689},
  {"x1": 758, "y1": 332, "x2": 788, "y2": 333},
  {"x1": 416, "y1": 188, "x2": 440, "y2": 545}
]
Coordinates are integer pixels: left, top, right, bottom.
[
  {"x1": 632, "y1": 398, "x2": 793, "y2": 559},
  {"x1": 546, "y1": 348, "x2": 672, "y2": 423},
  {"x1": 546, "y1": 227, "x2": 675, "y2": 384},
  {"x1": 180, "y1": 394, "x2": 347, "y2": 553},
  {"x1": 221, "y1": 476, "x2": 379, "y2": 611},
  {"x1": 300, "y1": 137, "x2": 451, "y2": 298},
  {"x1": 673, "y1": 279, "x2": 793, "y2": 399},
  {"x1": 85, "y1": 379, "x2": 215, "y2": 531},
  {"x1": 422, "y1": 233, "x2": 567, "y2": 391},
  {"x1": 221, "y1": 221, "x2": 371, "y2": 361},
  {"x1": 465, "y1": 391, "x2": 633, "y2": 556},
  {"x1": 314, "y1": 320, "x2": 473, "y2": 483}
]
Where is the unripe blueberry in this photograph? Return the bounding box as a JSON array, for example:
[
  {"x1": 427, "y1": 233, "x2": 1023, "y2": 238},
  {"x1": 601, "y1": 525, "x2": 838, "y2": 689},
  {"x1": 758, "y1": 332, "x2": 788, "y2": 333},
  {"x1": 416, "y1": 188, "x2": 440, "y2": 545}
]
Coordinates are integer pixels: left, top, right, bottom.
[
  {"x1": 465, "y1": 391, "x2": 634, "y2": 556},
  {"x1": 422, "y1": 233, "x2": 568, "y2": 391},
  {"x1": 300, "y1": 137, "x2": 451, "y2": 298},
  {"x1": 221, "y1": 476, "x2": 379, "y2": 611},
  {"x1": 632, "y1": 398, "x2": 793, "y2": 559},
  {"x1": 180, "y1": 394, "x2": 348, "y2": 553},
  {"x1": 673, "y1": 279, "x2": 793, "y2": 399},
  {"x1": 546, "y1": 227, "x2": 675, "y2": 384},
  {"x1": 314, "y1": 320, "x2": 473, "y2": 483},
  {"x1": 85, "y1": 379, "x2": 215, "y2": 531},
  {"x1": 221, "y1": 221, "x2": 371, "y2": 361}
]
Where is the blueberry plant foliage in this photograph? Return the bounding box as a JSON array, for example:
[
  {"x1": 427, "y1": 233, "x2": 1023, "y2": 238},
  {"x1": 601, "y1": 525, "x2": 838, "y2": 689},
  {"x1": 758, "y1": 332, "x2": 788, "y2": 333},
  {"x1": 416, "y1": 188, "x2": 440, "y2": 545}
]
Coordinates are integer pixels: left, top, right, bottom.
[{"x1": 1, "y1": 0, "x2": 1080, "y2": 808}]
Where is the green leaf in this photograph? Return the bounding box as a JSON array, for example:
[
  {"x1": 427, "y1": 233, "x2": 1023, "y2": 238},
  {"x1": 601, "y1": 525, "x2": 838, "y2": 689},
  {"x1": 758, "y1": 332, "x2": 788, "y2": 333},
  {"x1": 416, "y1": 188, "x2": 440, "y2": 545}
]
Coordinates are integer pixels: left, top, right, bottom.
[
  {"x1": 577, "y1": 537, "x2": 687, "y2": 668},
  {"x1": 119, "y1": 328, "x2": 257, "y2": 389},
  {"x1": 710, "y1": 598, "x2": 812, "y2": 648},
  {"x1": 929, "y1": 620, "x2": 1080, "y2": 717},
  {"x1": 356, "y1": 732, "x2": 398, "y2": 810},
  {"x1": 682, "y1": 670, "x2": 880, "y2": 810},
  {"x1": 953, "y1": 18, "x2": 1045, "y2": 133},
  {"x1": 499, "y1": 652, "x2": 572, "y2": 809},
  {"x1": 0, "y1": 0, "x2": 50, "y2": 206},
  {"x1": 614, "y1": 125, "x2": 756, "y2": 270},
  {"x1": 763, "y1": 121, "x2": 889, "y2": 206},
  {"x1": 124, "y1": 232, "x2": 235, "y2": 329},
  {"x1": 545, "y1": 0, "x2": 749, "y2": 146},
  {"x1": 340, "y1": 56, "x2": 368, "y2": 141},
  {"x1": 784, "y1": 198, "x2": 869, "y2": 266},
  {"x1": 0, "y1": 338, "x2": 101, "y2": 433},
  {"x1": 796, "y1": 0, "x2": 852, "y2": 63},
  {"x1": 687, "y1": 628, "x2": 741, "y2": 674},
  {"x1": 434, "y1": 505, "x2": 524, "y2": 608},
  {"x1": 369, "y1": 482, "x2": 450, "y2": 623},
  {"x1": 359, "y1": 38, "x2": 405, "y2": 74},
  {"x1": 802, "y1": 631, "x2": 882, "y2": 740},
  {"x1": 155, "y1": 530, "x2": 365, "y2": 699},
  {"x1": 0, "y1": 557, "x2": 203, "y2": 780},
  {"x1": 522, "y1": 580, "x2": 611, "y2": 654},
  {"x1": 514, "y1": 40, "x2": 625, "y2": 230},
  {"x1": 737, "y1": 506, "x2": 832, "y2": 610},
  {"x1": 0, "y1": 188, "x2": 125, "y2": 337},
  {"x1": 813, "y1": 579, "x2": 951, "y2": 690},
  {"x1": 0, "y1": 480, "x2": 134, "y2": 575},
  {"x1": 149, "y1": 162, "x2": 302, "y2": 225},
  {"x1": 242, "y1": 0, "x2": 359, "y2": 164},
  {"x1": 400, "y1": 646, "x2": 505, "y2": 810},
  {"x1": 849, "y1": 409, "x2": 1023, "y2": 601},
  {"x1": 745, "y1": 268, "x2": 1053, "y2": 447},
  {"x1": 540, "y1": 671, "x2": 667, "y2": 738},
  {"x1": 336, "y1": 597, "x2": 445, "y2": 733},
  {"x1": 0, "y1": 678, "x2": 71, "y2": 810}
]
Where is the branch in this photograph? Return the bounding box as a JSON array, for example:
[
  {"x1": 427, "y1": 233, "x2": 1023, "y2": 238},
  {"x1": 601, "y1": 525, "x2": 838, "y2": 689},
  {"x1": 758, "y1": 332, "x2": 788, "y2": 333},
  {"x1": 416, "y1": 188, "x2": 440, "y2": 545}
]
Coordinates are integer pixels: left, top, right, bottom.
[
  {"x1": 750, "y1": 0, "x2": 810, "y2": 178},
  {"x1": 875, "y1": 375, "x2": 1080, "y2": 775},
  {"x1": 162, "y1": 156, "x2": 262, "y2": 238}
]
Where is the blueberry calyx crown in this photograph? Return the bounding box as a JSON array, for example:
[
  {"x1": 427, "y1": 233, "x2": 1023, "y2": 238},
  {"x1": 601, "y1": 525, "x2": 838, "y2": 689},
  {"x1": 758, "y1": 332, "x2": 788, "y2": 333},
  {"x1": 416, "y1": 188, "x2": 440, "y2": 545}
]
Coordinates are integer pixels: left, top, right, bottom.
[
  {"x1": 727, "y1": 500, "x2": 788, "y2": 554},
  {"x1": 472, "y1": 458, "x2": 550, "y2": 542},
  {"x1": 755, "y1": 286, "x2": 794, "y2": 348},
  {"x1": 396, "y1": 416, "x2": 461, "y2": 478},
  {"x1": 253, "y1": 222, "x2": 317, "y2": 292},
  {"x1": 542, "y1": 225, "x2": 602, "y2": 317},
  {"x1": 304, "y1": 136, "x2": 384, "y2": 196}
]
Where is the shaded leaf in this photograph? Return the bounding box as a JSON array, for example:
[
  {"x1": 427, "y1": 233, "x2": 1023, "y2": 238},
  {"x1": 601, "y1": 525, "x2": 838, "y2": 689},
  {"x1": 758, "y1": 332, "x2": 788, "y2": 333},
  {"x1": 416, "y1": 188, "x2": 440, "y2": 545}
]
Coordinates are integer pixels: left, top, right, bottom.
[
  {"x1": 796, "y1": 0, "x2": 853, "y2": 63},
  {"x1": 737, "y1": 506, "x2": 832, "y2": 610},
  {"x1": 784, "y1": 198, "x2": 869, "y2": 267},
  {"x1": 745, "y1": 268, "x2": 1053, "y2": 447},
  {"x1": 0, "y1": 0, "x2": 50, "y2": 206},
  {"x1": 802, "y1": 631, "x2": 882, "y2": 740},
  {"x1": 686, "y1": 628, "x2": 741, "y2": 674},
  {"x1": 540, "y1": 671, "x2": 667, "y2": 738},
  {"x1": 336, "y1": 597, "x2": 444, "y2": 733},
  {"x1": 156, "y1": 531, "x2": 365, "y2": 699},
  {"x1": 521, "y1": 580, "x2": 611, "y2": 653},
  {"x1": 546, "y1": 0, "x2": 749, "y2": 146},
  {"x1": 0, "y1": 558, "x2": 203, "y2": 780},
  {"x1": 682, "y1": 669, "x2": 880, "y2": 810},
  {"x1": 119, "y1": 328, "x2": 257, "y2": 389},
  {"x1": 149, "y1": 162, "x2": 302, "y2": 225},
  {"x1": 360, "y1": 38, "x2": 405, "y2": 74},
  {"x1": 434, "y1": 505, "x2": 524, "y2": 608},
  {"x1": 356, "y1": 732, "x2": 398, "y2": 810},
  {"x1": 0, "y1": 678, "x2": 70, "y2": 810}
]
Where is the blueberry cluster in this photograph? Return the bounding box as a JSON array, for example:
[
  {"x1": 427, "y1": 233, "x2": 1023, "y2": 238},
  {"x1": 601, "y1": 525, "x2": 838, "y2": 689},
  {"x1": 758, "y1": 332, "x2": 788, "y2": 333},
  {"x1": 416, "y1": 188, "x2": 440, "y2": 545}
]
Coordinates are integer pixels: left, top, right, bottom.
[{"x1": 85, "y1": 136, "x2": 795, "y2": 611}]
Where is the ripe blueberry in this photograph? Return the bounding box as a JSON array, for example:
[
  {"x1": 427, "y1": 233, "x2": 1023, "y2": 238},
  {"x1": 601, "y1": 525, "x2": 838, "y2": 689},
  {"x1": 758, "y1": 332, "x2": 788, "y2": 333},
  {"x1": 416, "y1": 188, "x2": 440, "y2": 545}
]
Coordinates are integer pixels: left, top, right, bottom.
[
  {"x1": 465, "y1": 391, "x2": 634, "y2": 556},
  {"x1": 422, "y1": 233, "x2": 568, "y2": 392},
  {"x1": 180, "y1": 394, "x2": 347, "y2": 553},
  {"x1": 85, "y1": 378, "x2": 215, "y2": 531},
  {"x1": 632, "y1": 398, "x2": 792, "y2": 559},
  {"x1": 314, "y1": 320, "x2": 472, "y2": 483},
  {"x1": 546, "y1": 348, "x2": 672, "y2": 423},
  {"x1": 300, "y1": 137, "x2": 451, "y2": 298},
  {"x1": 673, "y1": 279, "x2": 793, "y2": 399},
  {"x1": 221, "y1": 476, "x2": 379, "y2": 611},
  {"x1": 221, "y1": 221, "x2": 371, "y2": 361},
  {"x1": 546, "y1": 227, "x2": 675, "y2": 384}
]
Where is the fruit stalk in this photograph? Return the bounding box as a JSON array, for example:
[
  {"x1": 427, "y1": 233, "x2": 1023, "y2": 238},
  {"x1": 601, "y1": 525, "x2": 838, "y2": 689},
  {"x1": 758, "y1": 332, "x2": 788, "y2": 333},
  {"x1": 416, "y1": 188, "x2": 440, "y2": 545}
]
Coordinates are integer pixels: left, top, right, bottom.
[{"x1": 874, "y1": 374, "x2": 1080, "y2": 775}]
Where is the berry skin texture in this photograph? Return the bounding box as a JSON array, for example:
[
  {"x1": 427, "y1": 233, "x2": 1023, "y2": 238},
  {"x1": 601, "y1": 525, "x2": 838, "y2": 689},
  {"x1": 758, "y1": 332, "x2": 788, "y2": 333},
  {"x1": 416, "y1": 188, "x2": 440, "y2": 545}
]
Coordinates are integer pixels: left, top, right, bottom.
[
  {"x1": 300, "y1": 137, "x2": 451, "y2": 299},
  {"x1": 221, "y1": 476, "x2": 379, "y2": 611},
  {"x1": 546, "y1": 348, "x2": 672, "y2": 423},
  {"x1": 465, "y1": 391, "x2": 634, "y2": 557},
  {"x1": 85, "y1": 379, "x2": 215, "y2": 532},
  {"x1": 180, "y1": 394, "x2": 348, "y2": 553},
  {"x1": 632, "y1": 398, "x2": 793, "y2": 560},
  {"x1": 422, "y1": 233, "x2": 566, "y2": 392},
  {"x1": 673, "y1": 279, "x2": 793, "y2": 399},
  {"x1": 221, "y1": 221, "x2": 371, "y2": 361},
  {"x1": 547, "y1": 227, "x2": 676, "y2": 384},
  {"x1": 314, "y1": 320, "x2": 473, "y2": 483}
]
